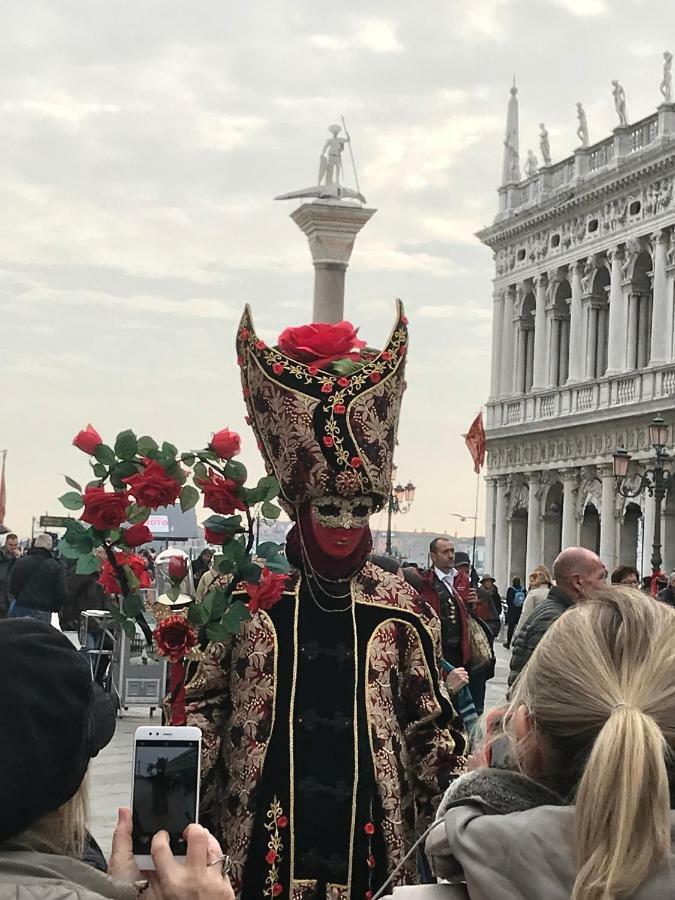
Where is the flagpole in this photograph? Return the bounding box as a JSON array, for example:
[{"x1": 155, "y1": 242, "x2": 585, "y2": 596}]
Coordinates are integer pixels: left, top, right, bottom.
[{"x1": 471, "y1": 471, "x2": 480, "y2": 571}]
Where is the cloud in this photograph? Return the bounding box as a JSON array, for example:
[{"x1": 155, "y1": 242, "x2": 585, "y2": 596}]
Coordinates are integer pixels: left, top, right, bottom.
[
  {"x1": 417, "y1": 303, "x2": 492, "y2": 322},
  {"x1": 548, "y1": 0, "x2": 609, "y2": 14},
  {"x1": 310, "y1": 17, "x2": 403, "y2": 53}
]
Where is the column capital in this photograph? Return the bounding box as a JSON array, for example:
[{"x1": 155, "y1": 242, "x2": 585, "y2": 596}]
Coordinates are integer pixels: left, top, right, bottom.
[
  {"x1": 607, "y1": 244, "x2": 625, "y2": 265},
  {"x1": 525, "y1": 469, "x2": 542, "y2": 484},
  {"x1": 561, "y1": 467, "x2": 580, "y2": 484},
  {"x1": 484, "y1": 475, "x2": 497, "y2": 486},
  {"x1": 495, "y1": 474, "x2": 508, "y2": 487},
  {"x1": 533, "y1": 271, "x2": 549, "y2": 290},
  {"x1": 596, "y1": 462, "x2": 615, "y2": 479},
  {"x1": 651, "y1": 227, "x2": 670, "y2": 246}
]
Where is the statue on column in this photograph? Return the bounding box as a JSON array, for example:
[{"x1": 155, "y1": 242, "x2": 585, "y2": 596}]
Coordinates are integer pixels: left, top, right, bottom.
[
  {"x1": 275, "y1": 123, "x2": 366, "y2": 204},
  {"x1": 184, "y1": 303, "x2": 467, "y2": 899},
  {"x1": 661, "y1": 51, "x2": 673, "y2": 104},
  {"x1": 611, "y1": 80, "x2": 628, "y2": 126},
  {"x1": 576, "y1": 102, "x2": 589, "y2": 147},
  {"x1": 524, "y1": 149, "x2": 539, "y2": 178},
  {"x1": 539, "y1": 123, "x2": 552, "y2": 166}
]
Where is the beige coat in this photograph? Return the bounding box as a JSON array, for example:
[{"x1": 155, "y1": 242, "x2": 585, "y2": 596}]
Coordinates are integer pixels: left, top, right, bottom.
[{"x1": 0, "y1": 844, "x2": 137, "y2": 900}]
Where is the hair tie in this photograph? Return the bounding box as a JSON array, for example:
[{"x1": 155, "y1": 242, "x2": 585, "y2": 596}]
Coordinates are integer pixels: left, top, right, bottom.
[{"x1": 613, "y1": 702, "x2": 626, "y2": 710}]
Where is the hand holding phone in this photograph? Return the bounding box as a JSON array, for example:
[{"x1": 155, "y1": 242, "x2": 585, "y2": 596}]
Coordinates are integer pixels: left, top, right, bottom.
[{"x1": 132, "y1": 726, "x2": 202, "y2": 870}]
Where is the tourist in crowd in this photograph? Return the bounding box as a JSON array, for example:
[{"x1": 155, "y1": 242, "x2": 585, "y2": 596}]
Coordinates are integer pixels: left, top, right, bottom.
[
  {"x1": 611, "y1": 564, "x2": 640, "y2": 586},
  {"x1": 0, "y1": 618, "x2": 233, "y2": 900},
  {"x1": 512, "y1": 565, "x2": 552, "y2": 641},
  {"x1": 476, "y1": 573, "x2": 502, "y2": 637},
  {"x1": 503, "y1": 576, "x2": 526, "y2": 649},
  {"x1": 657, "y1": 571, "x2": 675, "y2": 608},
  {"x1": 192, "y1": 548, "x2": 213, "y2": 586},
  {"x1": 424, "y1": 587, "x2": 675, "y2": 898},
  {"x1": 508, "y1": 546, "x2": 607, "y2": 687},
  {"x1": 8, "y1": 533, "x2": 68, "y2": 622},
  {"x1": 0, "y1": 531, "x2": 20, "y2": 618}
]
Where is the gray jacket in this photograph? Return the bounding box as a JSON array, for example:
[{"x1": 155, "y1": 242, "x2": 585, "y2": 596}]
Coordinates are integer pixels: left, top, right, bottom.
[{"x1": 0, "y1": 845, "x2": 137, "y2": 900}]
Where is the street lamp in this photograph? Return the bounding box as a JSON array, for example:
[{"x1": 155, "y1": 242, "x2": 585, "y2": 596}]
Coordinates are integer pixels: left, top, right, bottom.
[
  {"x1": 385, "y1": 467, "x2": 415, "y2": 557},
  {"x1": 613, "y1": 413, "x2": 672, "y2": 577}
]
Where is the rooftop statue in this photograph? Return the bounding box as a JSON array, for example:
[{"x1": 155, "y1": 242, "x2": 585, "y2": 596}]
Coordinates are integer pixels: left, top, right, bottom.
[
  {"x1": 661, "y1": 51, "x2": 673, "y2": 104},
  {"x1": 576, "y1": 102, "x2": 589, "y2": 147},
  {"x1": 275, "y1": 122, "x2": 366, "y2": 204},
  {"x1": 539, "y1": 123, "x2": 552, "y2": 166},
  {"x1": 524, "y1": 149, "x2": 539, "y2": 178},
  {"x1": 611, "y1": 80, "x2": 628, "y2": 126}
]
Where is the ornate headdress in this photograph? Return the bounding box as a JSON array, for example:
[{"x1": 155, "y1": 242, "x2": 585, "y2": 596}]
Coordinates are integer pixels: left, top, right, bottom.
[{"x1": 236, "y1": 302, "x2": 409, "y2": 513}]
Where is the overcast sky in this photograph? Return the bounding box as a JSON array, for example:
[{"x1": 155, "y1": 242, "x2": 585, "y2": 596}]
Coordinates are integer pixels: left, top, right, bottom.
[{"x1": 2, "y1": 0, "x2": 674, "y2": 542}]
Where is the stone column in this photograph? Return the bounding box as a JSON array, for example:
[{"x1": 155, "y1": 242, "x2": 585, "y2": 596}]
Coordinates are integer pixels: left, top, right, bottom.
[
  {"x1": 626, "y1": 294, "x2": 639, "y2": 370},
  {"x1": 561, "y1": 469, "x2": 580, "y2": 549},
  {"x1": 494, "y1": 476, "x2": 509, "y2": 590},
  {"x1": 650, "y1": 228, "x2": 669, "y2": 365},
  {"x1": 606, "y1": 246, "x2": 626, "y2": 375},
  {"x1": 643, "y1": 489, "x2": 656, "y2": 574},
  {"x1": 596, "y1": 306, "x2": 608, "y2": 377},
  {"x1": 559, "y1": 317, "x2": 570, "y2": 383},
  {"x1": 515, "y1": 325, "x2": 528, "y2": 393},
  {"x1": 637, "y1": 294, "x2": 650, "y2": 368},
  {"x1": 567, "y1": 260, "x2": 585, "y2": 382},
  {"x1": 525, "y1": 472, "x2": 543, "y2": 575},
  {"x1": 585, "y1": 306, "x2": 598, "y2": 378},
  {"x1": 484, "y1": 477, "x2": 496, "y2": 575},
  {"x1": 598, "y1": 464, "x2": 617, "y2": 570},
  {"x1": 525, "y1": 328, "x2": 535, "y2": 390},
  {"x1": 489, "y1": 291, "x2": 505, "y2": 398},
  {"x1": 500, "y1": 288, "x2": 515, "y2": 397},
  {"x1": 532, "y1": 274, "x2": 548, "y2": 390},
  {"x1": 548, "y1": 317, "x2": 561, "y2": 387}
]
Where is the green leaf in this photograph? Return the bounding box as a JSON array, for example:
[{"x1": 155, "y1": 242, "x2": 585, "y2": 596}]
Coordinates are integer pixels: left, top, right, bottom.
[
  {"x1": 59, "y1": 491, "x2": 84, "y2": 511},
  {"x1": 188, "y1": 603, "x2": 210, "y2": 626},
  {"x1": 126, "y1": 504, "x2": 151, "y2": 525},
  {"x1": 161, "y1": 441, "x2": 178, "y2": 457},
  {"x1": 329, "y1": 358, "x2": 363, "y2": 375},
  {"x1": 115, "y1": 429, "x2": 138, "y2": 461},
  {"x1": 181, "y1": 453, "x2": 196, "y2": 467},
  {"x1": 180, "y1": 484, "x2": 200, "y2": 512},
  {"x1": 193, "y1": 462, "x2": 208, "y2": 481},
  {"x1": 222, "y1": 599, "x2": 251, "y2": 634},
  {"x1": 122, "y1": 619, "x2": 137, "y2": 639},
  {"x1": 94, "y1": 444, "x2": 116, "y2": 466},
  {"x1": 92, "y1": 463, "x2": 107, "y2": 478},
  {"x1": 257, "y1": 475, "x2": 280, "y2": 501},
  {"x1": 238, "y1": 560, "x2": 262, "y2": 582},
  {"x1": 206, "y1": 622, "x2": 230, "y2": 642},
  {"x1": 210, "y1": 589, "x2": 229, "y2": 621},
  {"x1": 256, "y1": 541, "x2": 282, "y2": 561},
  {"x1": 137, "y1": 435, "x2": 159, "y2": 455},
  {"x1": 166, "y1": 585, "x2": 181, "y2": 603},
  {"x1": 122, "y1": 593, "x2": 143, "y2": 618},
  {"x1": 63, "y1": 519, "x2": 92, "y2": 545},
  {"x1": 216, "y1": 555, "x2": 237, "y2": 574},
  {"x1": 64, "y1": 475, "x2": 82, "y2": 492},
  {"x1": 261, "y1": 501, "x2": 281, "y2": 520},
  {"x1": 224, "y1": 460, "x2": 248, "y2": 483},
  {"x1": 265, "y1": 556, "x2": 291, "y2": 574},
  {"x1": 75, "y1": 553, "x2": 101, "y2": 575},
  {"x1": 125, "y1": 567, "x2": 140, "y2": 591},
  {"x1": 166, "y1": 461, "x2": 187, "y2": 485},
  {"x1": 200, "y1": 450, "x2": 217, "y2": 461},
  {"x1": 60, "y1": 540, "x2": 86, "y2": 559}
]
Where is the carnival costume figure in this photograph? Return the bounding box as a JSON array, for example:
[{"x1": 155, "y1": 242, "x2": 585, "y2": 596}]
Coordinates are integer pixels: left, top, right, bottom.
[{"x1": 184, "y1": 302, "x2": 467, "y2": 899}]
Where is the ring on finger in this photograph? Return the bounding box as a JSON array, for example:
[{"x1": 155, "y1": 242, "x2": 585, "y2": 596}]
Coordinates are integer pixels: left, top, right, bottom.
[{"x1": 207, "y1": 853, "x2": 231, "y2": 877}]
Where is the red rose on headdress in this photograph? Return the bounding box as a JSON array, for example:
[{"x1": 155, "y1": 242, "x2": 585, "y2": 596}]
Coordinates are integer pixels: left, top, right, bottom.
[
  {"x1": 72, "y1": 424, "x2": 102, "y2": 455},
  {"x1": 168, "y1": 555, "x2": 189, "y2": 582},
  {"x1": 123, "y1": 460, "x2": 181, "y2": 509},
  {"x1": 120, "y1": 523, "x2": 153, "y2": 547},
  {"x1": 197, "y1": 471, "x2": 247, "y2": 515},
  {"x1": 99, "y1": 552, "x2": 151, "y2": 594},
  {"x1": 277, "y1": 321, "x2": 366, "y2": 369},
  {"x1": 209, "y1": 428, "x2": 241, "y2": 460},
  {"x1": 81, "y1": 487, "x2": 129, "y2": 531},
  {"x1": 243, "y1": 568, "x2": 289, "y2": 613},
  {"x1": 154, "y1": 615, "x2": 198, "y2": 662},
  {"x1": 204, "y1": 527, "x2": 226, "y2": 545}
]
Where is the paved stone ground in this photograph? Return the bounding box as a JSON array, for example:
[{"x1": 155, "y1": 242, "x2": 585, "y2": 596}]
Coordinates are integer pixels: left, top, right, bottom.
[{"x1": 89, "y1": 644, "x2": 511, "y2": 857}]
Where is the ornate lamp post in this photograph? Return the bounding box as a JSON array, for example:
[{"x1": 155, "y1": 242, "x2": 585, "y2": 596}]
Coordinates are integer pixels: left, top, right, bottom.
[
  {"x1": 385, "y1": 466, "x2": 415, "y2": 557},
  {"x1": 613, "y1": 414, "x2": 672, "y2": 578}
]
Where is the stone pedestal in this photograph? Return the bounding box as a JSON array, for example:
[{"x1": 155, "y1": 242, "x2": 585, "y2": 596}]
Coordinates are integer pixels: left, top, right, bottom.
[
  {"x1": 658, "y1": 102, "x2": 675, "y2": 137},
  {"x1": 612, "y1": 125, "x2": 632, "y2": 159},
  {"x1": 290, "y1": 201, "x2": 376, "y2": 323}
]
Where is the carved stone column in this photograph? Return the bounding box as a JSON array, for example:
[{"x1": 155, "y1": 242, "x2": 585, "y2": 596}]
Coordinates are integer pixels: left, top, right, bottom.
[
  {"x1": 532, "y1": 274, "x2": 548, "y2": 390},
  {"x1": 525, "y1": 471, "x2": 543, "y2": 576},
  {"x1": 548, "y1": 316, "x2": 561, "y2": 387},
  {"x1": 494, "y1": 476, "x2": 509, "y2": 591},
  {"x1": 500, "y1": 287, "x2": 515, "y2": 398},
  {"x1": 637, "y1": 293, "x2": 650, "y2": 369},
  {"x1": 561, "y1": 469, "x2": 580, "y2": 549},
  {"x1": 567, "y1": 260, "x2": 585, "y2": 383},
  {"x1": 606, "y1": 246, "x2": 626, "y2": 375},
  {"x1": 585, "y1": 305, "x2": 598, "y2": 378},
  {"x1": 598, "y1": 464, "x2": 618, "y2": 571},
  {"x1": 650, "y1": 228, "x2": 669, "y2": 365},
  {"x1": 626, "y1": 293, "x2": 639, "y2": 370},
  {"x1": 484, "y1": 477, "x2": 496, "y2": 575},
  {"x1": 643, "y1": 489, "x2": 657, "y2": 575},
  {"x1": 489, "y1": 291, "x2": 505, "y2": 398}
]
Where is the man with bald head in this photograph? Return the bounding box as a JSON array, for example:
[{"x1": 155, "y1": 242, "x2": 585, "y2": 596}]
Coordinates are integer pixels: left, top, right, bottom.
[{"x1": 508, "y1": 547, "x2": 607, "y2": 687}]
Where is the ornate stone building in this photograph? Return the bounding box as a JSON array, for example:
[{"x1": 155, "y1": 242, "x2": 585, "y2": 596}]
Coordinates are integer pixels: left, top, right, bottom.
[{"x1": 479, "y1": 78, "x2": 675, "y2": 588}]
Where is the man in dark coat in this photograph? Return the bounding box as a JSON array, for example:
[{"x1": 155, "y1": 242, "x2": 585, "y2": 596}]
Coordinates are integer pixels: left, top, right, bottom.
[
  {"x1": 0, "y1": 533, "x2": 20, "y2": 618},
  {"x1": 8, "y1": 534, "x2": 68, "y2": 622},
  {"x1": 508, "y1": 546, "x2": 606, "y2": 688}
]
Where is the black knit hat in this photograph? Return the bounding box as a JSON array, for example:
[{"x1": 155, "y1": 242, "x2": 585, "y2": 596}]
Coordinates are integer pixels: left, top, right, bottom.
[
  {"x1": 454, "y1": 551, "x2": 471, "y2": 567},
  {"x1": 0, "y1": 619, "x2": 116, "y2": 842}
]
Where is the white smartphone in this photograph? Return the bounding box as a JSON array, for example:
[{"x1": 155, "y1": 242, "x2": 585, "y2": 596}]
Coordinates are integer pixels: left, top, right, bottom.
[{"x1": 131, "y1": 725, "x2": 202, "y2": 870}]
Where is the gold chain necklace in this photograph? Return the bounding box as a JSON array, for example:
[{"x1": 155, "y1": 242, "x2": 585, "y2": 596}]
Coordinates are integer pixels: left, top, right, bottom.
[{"x1": 302, "y1": 572, "x2": 353, "y2": 614}]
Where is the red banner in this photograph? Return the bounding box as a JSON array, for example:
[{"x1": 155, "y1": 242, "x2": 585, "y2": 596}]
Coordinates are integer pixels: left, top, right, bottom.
[{"x1": 465, "y1": 412, "x2": 486, "y2": 474}]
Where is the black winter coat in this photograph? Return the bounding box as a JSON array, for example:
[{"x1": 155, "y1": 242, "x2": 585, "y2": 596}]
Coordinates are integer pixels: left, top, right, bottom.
[
  {"x1": 9, "y1": 547, "x2": 68, "y2": 613},
  {"x1": 507, "y1": 585, "x2": 573, "y2": 688}
]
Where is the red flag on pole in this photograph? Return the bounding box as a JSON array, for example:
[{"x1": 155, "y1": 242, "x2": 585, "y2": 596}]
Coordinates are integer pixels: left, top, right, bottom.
[
  {"x1": 0, "y1": 451, "x2": 6, "y2": 525},
  {"x1": 464, "y1": 412, "x2": 486, "y2": 474}
]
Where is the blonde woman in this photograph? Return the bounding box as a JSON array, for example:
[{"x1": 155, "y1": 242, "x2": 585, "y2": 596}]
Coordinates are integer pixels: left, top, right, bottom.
[
  {"x1": 421, "y1": 588, "x2": 675, "y2": 899},
  {"x1": 512, "y1": 564, "x2": 552, "y2": 641}
]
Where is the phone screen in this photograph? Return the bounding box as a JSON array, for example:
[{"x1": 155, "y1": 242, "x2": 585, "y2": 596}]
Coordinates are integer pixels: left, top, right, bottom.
[{"x1": 132, "y1": 739, "x2": 200, "y2": 856}]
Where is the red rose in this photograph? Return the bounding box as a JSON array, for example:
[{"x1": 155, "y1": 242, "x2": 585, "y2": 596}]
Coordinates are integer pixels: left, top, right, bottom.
[
  {"x1": 323, "y1": 436, "x2": 334, "y2": 448},
  {"x1": 237, "y1": 355, "x2": 244, "y2": 367},
  {"x1": 351, "y1": 456, "x2": 363, "y2": 468},
  {"x1": 99, "y1": 552, "x2": 151, "y2": 594},
  {"x1": 243, "y1": 387, "x2": 251, "y2": 399},
  {"x1": 209, "y1": 428, "x2": 241, "y2": 460},
  {"x1": 277, "y1": 321, "x2": 366, "y2": 369},
  {"x1": 277, "y1": 815, "x2": 288, "y2": 828},
  {"x1": 381, "y1": 351, "x2": 392, "y2": 361},
  {"x1": 272, "y1": 362, "x2": 285, "y2": 375},
  {"x1": 243, "y1": 568, "x2": 289, "y2": 614},
  {"x1": 197, "y1": 471, "x2": 246, "y2": 515},
  {"x1": 123, "y1": 460, "x2": 181, "y2": 509},
  {"x1": 81, "y1": 486, "x2": 129, "y2": 531},
  {"x1": 204, "y1": 527, "x2": 226, "y2": 545},
  {"x1": 72, "y1": 424, "x2": 102, "y2": 455},
  {"x1": 333, "y1": 404, "x2": 346, "y2": 415},
  {"x1": 307, "y1": 365, "x2": 319, "y2": 376},
  {"x1": 401, "y1": 315, "x2": 409, "y2": 325},
  {"x1": 168, "y1": 555, "x2": 189, "y2": 582},
  {"x1": 120, "y1": 523, "x2": 153, "y2": 547},
  {"x1": 337, "y1": 377, "x2": 350, "y2": 387},
  {"x1": 398, "y1": 345, "x2": 407, "y2": 356},
  {"x1": 369, "y1": 372, "x2": 381, "y2": 383},
  {"x1": 320, "y1": 382, "x2": 333, "y2": 394},
  {"x1": 154, "y1": 615, "x2": 198, "y2": 663},
  {"x1": 255, "y1": 340, "x2": 266, "y2": 350},
  {"x1": 364, "y1": 822, "x2": 375, "y2": 835},
  {"x1": 265, "y1": 850, "x2": 277, "y2": 865},
  {"x1": 240, "y1": 328, "x2": 250, "y2": 340},
  {"x1": 272, "y1": 886, "x2": 283, "y2": 898}
]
